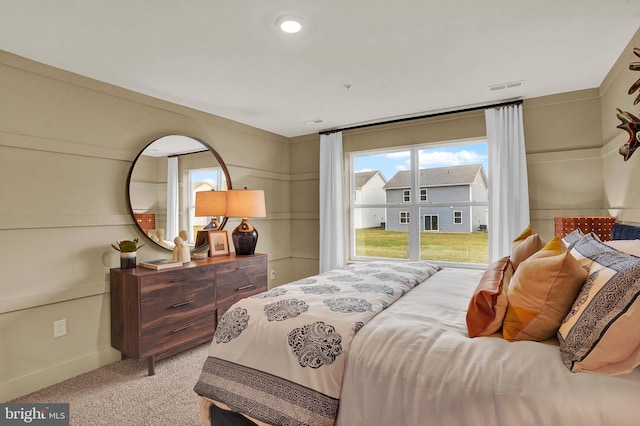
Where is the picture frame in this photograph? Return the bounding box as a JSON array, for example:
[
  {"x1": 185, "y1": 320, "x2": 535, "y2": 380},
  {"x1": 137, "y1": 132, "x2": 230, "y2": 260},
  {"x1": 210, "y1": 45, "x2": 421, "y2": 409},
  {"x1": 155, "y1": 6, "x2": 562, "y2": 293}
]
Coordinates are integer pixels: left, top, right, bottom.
[
  {"x1": 207, "y1": 230, "x2": 230, "y2": 257},
  {"x1": 194, "y1": 230, "x2": 209, "y2": 249}
]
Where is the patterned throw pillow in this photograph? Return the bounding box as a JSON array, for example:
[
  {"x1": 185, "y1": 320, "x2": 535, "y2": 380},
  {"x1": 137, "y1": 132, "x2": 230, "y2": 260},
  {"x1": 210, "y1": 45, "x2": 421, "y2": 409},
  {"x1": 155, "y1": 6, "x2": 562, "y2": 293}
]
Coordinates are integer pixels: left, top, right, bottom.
[
  {"x1": 568, "y1": 232, "x2": 606, "y2": 271},
  {"x1": 510, "y1": 225, "x2": 545, "y2": 271},
  {"x1": 466, "y1": 256, "x2": 512, "y2": 337},
  {"x1": 558, "y1": 245, "x2": 640, "y2": 375},
  {"x1": 561, "y1": 228, "x2": 584, "y2": 249},
  {"x1": 503, "y1": 237, "x2": 587, "y2": 341}
]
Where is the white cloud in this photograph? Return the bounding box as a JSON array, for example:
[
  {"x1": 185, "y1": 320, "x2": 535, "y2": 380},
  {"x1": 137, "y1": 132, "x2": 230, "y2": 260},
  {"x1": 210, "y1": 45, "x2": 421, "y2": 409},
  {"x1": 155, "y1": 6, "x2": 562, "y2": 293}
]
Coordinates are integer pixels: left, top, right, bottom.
[
  {"x1": 385, "y1": 151, "x2": 410, "y2": 160},
  {"x1": 419, "y1": 150, "x2": 486, "y2": 168}
]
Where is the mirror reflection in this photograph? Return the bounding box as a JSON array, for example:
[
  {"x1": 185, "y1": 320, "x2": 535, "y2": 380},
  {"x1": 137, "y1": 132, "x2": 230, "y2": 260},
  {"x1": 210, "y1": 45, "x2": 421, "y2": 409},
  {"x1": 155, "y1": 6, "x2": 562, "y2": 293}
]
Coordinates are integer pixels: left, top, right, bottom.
[{"x1": 127, "y1": 135, "x2": 231, "y2": 251}]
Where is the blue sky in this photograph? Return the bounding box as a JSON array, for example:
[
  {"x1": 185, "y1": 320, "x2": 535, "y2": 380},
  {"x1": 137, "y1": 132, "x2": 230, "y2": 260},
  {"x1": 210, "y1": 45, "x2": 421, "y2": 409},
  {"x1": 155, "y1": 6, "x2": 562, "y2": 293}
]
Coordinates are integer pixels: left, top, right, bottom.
[
  {"x1": 191, "y1": 169, "x2": 219, "y2": 188},
  {"x1": 353, "y1": 141, "x2": 488, "y2": 181}
]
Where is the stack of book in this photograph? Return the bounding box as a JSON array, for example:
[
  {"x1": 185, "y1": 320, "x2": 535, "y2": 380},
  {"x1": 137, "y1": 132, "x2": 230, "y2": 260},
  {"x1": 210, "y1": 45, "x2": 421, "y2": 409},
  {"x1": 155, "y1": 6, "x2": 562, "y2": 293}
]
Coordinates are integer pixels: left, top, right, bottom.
[{"x1": 139, "y1": 259, "x2": 184, "y2": 270}]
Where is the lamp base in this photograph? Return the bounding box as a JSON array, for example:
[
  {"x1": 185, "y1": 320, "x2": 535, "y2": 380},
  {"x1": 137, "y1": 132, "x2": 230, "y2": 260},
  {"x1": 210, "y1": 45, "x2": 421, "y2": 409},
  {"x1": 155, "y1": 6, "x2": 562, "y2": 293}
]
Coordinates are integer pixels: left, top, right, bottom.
[
  {"x1": 232, "y1": 219, "x2": 258, "y2": 255},
  {"x1": 203, "y1": 218, "x2": 219, "y2": 230}
]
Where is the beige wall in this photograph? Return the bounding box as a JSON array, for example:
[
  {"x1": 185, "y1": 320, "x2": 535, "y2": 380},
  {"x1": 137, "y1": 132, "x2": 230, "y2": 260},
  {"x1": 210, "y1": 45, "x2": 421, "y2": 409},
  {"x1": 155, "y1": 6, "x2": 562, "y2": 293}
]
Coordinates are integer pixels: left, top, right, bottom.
[
  {"x1": 525, "y1": 90, "x2": 606, "y2": 238},
  {"x1": 0, "y1": 51, "x2": 292, "y2": 401},
  {"x1": 601, "y1": 28, "x2": 640, "y2": 224}
]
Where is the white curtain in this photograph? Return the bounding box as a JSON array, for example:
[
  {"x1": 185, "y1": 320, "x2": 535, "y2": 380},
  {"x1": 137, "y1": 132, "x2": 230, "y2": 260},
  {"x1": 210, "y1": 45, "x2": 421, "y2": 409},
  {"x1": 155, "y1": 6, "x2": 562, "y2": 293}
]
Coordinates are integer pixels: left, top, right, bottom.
[
  {"x1": 166, "y1": 156, "x2": 179, "y2": 241},
  {"x1": 319, "y1": 132, "x2": 346, "y2": 272},
  {"x1": 485, "y1": 104, "x2": 530, "y2": 263}
]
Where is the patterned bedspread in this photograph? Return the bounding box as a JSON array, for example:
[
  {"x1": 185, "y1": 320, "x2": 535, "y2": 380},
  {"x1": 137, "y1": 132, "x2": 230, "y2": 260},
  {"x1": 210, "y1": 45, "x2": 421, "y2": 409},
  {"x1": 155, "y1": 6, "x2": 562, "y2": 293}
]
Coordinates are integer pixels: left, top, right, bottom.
[{"x1": 194, "y1": 261, "x2": 441, "y2": 426}]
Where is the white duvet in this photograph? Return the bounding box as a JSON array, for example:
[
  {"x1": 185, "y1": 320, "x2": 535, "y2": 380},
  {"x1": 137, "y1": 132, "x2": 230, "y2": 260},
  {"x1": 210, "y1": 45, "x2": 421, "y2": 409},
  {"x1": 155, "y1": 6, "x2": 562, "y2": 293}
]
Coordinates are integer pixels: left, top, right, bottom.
[{"x1": 338, "y1": 268, "x2": 640, "y2": 426}]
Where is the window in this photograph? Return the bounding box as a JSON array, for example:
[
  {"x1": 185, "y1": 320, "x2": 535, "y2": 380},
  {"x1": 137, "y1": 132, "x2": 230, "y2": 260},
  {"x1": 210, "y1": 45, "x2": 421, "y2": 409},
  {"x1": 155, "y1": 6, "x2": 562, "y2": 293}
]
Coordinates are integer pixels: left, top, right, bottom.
[
  {"x1": 350, "y1": 140, "x2": 489, "y2": 265},
  {"x1": 400, "y1": 211, "x2": 410, "y2": 224},
  {"x1": 186, "y1": 167, "x2": 224, "y2": 243},
  {"x1": 453, "y1": 210, "x2": 462, "y2": 224}
]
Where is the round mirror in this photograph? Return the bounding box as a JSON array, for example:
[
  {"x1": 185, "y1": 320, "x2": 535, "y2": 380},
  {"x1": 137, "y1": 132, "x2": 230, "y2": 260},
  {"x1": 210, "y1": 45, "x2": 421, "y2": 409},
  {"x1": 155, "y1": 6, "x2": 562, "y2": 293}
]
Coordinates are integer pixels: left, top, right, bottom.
[{"x1": 126, "y1": 135, "x2": 231, "y2": 251}]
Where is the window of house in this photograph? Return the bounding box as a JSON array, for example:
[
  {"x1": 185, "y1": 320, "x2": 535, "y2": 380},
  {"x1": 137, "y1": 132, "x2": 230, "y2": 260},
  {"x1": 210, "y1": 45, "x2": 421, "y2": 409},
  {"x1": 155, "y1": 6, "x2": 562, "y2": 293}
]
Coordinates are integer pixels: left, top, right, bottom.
[
  {"x1": 400, "y1": 211, "x2": 410, "y2": 224},
  {"x1": 350, "y1": 140, "x2": 488, "y2": 265},
  {"x1": 453, "y1": 210, "x2": 462, "y2": 224}
]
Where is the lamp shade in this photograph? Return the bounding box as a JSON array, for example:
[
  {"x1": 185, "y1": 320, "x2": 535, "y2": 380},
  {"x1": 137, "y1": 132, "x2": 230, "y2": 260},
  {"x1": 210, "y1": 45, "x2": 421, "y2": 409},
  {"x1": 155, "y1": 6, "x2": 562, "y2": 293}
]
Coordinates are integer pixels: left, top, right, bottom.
[
  {"x1": 225, "y1": 189, "x2": 266, "y2": 218},
  {"x1": 195, "y1": 191, "x2": 227, "y2": 216}
]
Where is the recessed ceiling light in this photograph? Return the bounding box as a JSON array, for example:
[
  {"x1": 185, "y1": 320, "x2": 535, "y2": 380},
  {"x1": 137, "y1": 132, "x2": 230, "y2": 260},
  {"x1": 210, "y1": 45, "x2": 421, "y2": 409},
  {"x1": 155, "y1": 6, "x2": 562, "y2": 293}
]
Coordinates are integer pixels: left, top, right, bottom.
[{"x1": 276, "y1": 15, "x2": 303, "y2": 34}]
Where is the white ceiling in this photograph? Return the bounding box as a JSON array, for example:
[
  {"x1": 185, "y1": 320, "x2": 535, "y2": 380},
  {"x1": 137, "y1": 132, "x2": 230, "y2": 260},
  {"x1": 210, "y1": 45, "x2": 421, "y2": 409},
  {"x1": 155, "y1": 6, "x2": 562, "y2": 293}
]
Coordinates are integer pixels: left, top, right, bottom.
[{"x1": 2, "y1": 1, "x2": 640, "y2": 137}]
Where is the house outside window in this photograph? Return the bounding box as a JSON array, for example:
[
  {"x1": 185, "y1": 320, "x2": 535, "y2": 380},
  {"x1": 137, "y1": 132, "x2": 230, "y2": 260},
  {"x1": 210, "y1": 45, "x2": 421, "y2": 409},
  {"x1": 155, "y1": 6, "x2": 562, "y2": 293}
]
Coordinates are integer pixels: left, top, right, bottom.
[{"x1": 350, "y1": 140, "x2": 489, "y2": 265}]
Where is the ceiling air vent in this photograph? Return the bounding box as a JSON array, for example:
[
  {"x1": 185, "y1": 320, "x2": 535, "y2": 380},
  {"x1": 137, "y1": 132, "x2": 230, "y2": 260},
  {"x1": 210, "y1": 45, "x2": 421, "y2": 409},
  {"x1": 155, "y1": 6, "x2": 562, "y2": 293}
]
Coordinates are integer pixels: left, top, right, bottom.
[{"x1": 489, "y1": 80, "x2": 524, "y2": 92}]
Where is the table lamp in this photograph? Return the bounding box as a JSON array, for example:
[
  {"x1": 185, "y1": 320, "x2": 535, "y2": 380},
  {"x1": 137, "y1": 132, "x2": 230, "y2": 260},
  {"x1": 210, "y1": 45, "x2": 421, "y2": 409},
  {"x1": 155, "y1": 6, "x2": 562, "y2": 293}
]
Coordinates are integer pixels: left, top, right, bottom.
[
  {"x1": 225, "y1": 188, "x2": 266, "y2": 255},
  {"x1": 195, "y1": 190, "x2": 227, "y2": 230}
]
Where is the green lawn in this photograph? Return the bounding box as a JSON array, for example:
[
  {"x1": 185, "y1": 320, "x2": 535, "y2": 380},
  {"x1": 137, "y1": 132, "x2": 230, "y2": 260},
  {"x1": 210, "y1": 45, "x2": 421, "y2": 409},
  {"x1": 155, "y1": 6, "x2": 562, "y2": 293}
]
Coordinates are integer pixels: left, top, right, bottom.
[{"x1": 355, "y1": 228, "x2": 488, "y2": 264}]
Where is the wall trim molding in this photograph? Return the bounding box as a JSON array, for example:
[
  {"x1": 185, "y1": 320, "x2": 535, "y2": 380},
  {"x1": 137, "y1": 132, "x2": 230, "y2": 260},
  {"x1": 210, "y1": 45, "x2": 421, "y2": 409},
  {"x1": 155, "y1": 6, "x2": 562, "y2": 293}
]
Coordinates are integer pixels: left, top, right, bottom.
[
  {"x1": 1, "y1": 214, "x2": 132, "y2": 231},
  {"x1": 526, "y1": 148, "x2": 602, "y2": 164},
  {"x1": 1, "y1": 131, "x2": 136, "y2": 162},
  {"x1": 0, "y1": 281, "x2": 109, "y2": 314},
  {"x1": 601, "y1": 132, "x2": 628, "y2": 159}
]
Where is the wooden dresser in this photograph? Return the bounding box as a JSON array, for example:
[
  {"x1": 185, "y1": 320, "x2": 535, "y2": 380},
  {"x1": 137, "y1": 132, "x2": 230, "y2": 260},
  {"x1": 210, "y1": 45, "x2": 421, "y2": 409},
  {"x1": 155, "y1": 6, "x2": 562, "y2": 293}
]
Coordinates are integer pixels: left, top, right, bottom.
[{"x1": 110, "y1": 253, "x2": 267, "y2": 375}]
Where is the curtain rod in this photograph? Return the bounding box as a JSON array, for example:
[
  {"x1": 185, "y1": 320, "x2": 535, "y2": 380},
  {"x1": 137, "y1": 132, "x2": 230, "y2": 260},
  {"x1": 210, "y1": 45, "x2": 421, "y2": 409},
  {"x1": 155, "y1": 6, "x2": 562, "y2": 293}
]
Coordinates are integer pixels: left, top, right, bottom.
[
  {"x1": 168, "y1": 149, "x2": 209, "y2": 158},
  {"x1": 319, "y1": 99, "x2": 523, "y2": 135}
]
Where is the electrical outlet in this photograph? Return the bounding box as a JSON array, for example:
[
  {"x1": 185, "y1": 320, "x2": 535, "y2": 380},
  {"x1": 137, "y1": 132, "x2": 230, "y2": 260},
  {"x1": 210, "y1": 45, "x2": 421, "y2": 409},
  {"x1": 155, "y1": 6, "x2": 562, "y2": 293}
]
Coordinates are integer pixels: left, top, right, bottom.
[
  {"x1": 270, "y1": 270, "x2": 277, "y2": 280},
  {"x1": 53, "y1": 319, "x2": 67, "y2": 338}
]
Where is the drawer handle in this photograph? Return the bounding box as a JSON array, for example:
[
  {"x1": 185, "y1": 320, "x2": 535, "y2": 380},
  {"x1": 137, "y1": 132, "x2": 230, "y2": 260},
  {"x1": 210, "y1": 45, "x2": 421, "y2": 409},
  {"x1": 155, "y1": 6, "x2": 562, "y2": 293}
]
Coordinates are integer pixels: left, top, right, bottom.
[
  {"x1": 172, "y1": 323, "x2": 194, "y2": 333},
  {"x1": 170, "y1": 278, "x2": 187, "y2": 283},
  {"x1": 236, "y1": 284, "x2": 254, "y2": 291},
  {"x1": 171, "y1": 300, "x2": 194, "y2": 308},
  {"x1": 235, "y1": 265, "x2": 253, "y2": 270}
]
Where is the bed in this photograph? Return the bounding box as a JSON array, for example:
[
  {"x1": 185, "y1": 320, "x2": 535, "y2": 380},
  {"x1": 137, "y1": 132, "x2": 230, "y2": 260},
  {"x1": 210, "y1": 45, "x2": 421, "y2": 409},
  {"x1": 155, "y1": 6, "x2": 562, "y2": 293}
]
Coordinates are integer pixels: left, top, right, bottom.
[{"x1": 194, "y1": 224, "x2": 640, "y2": 426}]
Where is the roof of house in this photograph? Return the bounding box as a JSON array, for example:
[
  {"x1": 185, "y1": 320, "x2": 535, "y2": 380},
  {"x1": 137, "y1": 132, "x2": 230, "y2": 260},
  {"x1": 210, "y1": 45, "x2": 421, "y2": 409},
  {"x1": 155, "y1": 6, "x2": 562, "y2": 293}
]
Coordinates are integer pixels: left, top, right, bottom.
[
  {"x1": 354, "y1": 171, "x2": 387, "y2": 189},
  {"x1": 383, "y1": 164, "x2": 486, "y2": 189}
]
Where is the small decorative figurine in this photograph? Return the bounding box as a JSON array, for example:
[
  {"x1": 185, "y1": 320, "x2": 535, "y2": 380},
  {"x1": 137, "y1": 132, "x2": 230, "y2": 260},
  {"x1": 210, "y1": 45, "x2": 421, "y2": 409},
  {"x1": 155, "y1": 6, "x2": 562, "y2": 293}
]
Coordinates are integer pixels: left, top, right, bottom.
[{"x1": 173, "y1": 237, "x2": 191, "y2": 263}]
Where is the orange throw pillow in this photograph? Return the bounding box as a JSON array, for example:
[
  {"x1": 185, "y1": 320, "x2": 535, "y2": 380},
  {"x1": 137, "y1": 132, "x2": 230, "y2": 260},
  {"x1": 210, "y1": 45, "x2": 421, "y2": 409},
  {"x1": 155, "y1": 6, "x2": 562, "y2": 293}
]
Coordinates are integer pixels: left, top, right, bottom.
[
  {"x1": 503, "y1": 236, "x2": 587, "y2": 341},
  {"x1": 466, "y1": 256, "x2": 513, "y2": 337},
  {"x1": 510, "y1": 225, "x2": 544, "y2": 271}
]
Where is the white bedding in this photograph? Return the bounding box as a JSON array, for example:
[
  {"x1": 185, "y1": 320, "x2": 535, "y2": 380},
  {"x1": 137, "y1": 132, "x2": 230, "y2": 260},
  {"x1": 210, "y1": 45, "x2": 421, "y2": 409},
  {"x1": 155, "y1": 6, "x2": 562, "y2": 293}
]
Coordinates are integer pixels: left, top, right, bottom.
[
  {"x1": 194, "y1": 261, "x2": 441, "y2": 425},
  {"x1": 338, "y1": 267, "x2": 640, "y2": 426}
]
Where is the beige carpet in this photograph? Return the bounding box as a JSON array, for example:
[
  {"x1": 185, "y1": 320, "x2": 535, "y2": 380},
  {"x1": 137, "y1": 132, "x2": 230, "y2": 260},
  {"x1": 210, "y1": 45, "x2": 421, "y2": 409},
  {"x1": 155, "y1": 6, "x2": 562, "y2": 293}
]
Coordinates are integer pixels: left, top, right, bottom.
[{"x1": 11, "y1": 343, "x2": 210, "y2": 426}]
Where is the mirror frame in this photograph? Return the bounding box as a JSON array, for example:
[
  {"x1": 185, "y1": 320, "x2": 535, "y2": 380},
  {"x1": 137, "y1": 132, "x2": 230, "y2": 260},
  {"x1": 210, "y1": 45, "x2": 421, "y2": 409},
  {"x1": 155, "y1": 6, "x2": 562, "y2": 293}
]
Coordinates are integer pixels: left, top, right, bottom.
[{"x1": 126, "y1": 135, "x2": 232, "y2": 252}]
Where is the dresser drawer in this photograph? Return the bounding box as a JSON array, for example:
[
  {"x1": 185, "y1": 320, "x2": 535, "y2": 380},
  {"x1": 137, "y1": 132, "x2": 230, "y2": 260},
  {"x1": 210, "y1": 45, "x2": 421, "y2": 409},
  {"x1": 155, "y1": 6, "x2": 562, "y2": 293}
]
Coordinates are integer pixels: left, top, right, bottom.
[
  {"x1": 140, "y1": 312, "x2": 215, "y2": 357},
  {"x1": 140, "y1": 268, "x2": 215, "y2": 329},
  {"x1": 216, "y1": 257, "x2": 267, "y2": 308},
  {"x1": 139, "y1": 265, "x2": 215, "y2": 289}
]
